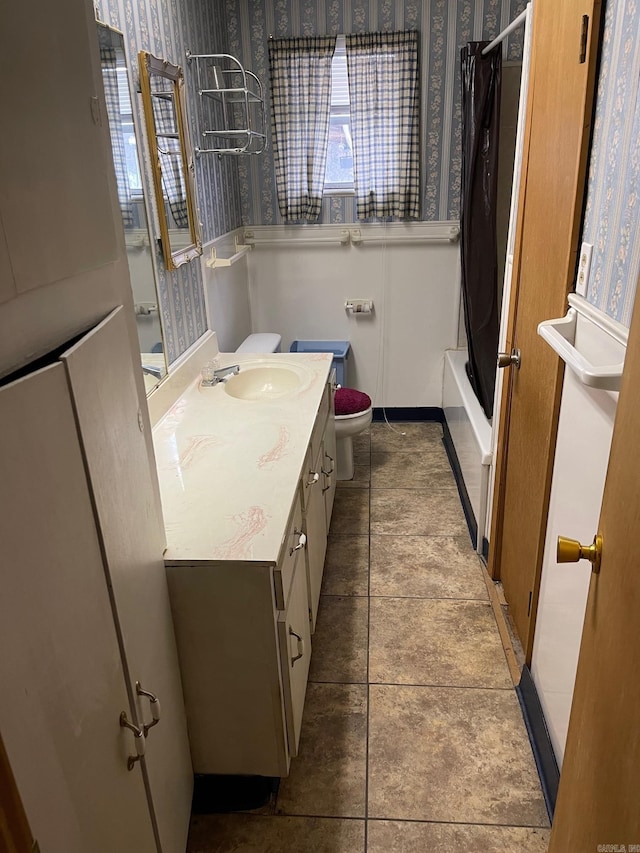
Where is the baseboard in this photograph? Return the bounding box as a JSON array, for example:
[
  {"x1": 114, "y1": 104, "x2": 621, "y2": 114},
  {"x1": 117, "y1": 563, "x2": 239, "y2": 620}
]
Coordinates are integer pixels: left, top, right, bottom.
[
  {"x1": 516, "y1": 666, "x2": 560, "y2": 821},
  {"x1": 372, "y1": 407, "x2": 444, "y2": 422},
  {"x1": 441, "y1": 419, "x2": 477, "y2": 548}
]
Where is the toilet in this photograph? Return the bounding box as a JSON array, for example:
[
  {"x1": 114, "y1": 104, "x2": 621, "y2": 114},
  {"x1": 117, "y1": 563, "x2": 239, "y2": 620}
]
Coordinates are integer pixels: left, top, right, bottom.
[
  {"x1": 334, "y1": 387, "x2": 373, "y2": 481},
  {"x1": 236, "y1": 332, "x2": 282, "y2": 354},
  {"x1": 235, "y1": 333, "x2": 372, "y2": 481}
]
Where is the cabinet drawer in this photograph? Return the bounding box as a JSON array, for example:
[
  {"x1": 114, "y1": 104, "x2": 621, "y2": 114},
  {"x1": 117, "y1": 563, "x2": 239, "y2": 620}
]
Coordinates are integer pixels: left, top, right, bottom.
[
  {"x1": 277, "y1": 559, "x2": 311, "y2": 759},
  {"x1": 274, "y1": 487, "x2": 304, "y2": 610}
]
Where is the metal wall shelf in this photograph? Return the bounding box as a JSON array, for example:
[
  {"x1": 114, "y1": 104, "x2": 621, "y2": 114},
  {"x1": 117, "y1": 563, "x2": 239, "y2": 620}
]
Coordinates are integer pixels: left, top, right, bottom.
[{"x1": 185, "y1": 51, "x2": 266, "y2": 157}]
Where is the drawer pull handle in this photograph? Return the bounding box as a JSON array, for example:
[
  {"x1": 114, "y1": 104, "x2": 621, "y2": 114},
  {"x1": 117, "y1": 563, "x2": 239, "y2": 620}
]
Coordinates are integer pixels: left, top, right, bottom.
[
  {"x1": 136, "y1": 682, "x2": 161, "y2": 737},
  {"x1": 290, "y1": 531, "x2": 307, "y2": 555},
  {"x1": 307, "y1": 472, "x2": 320, "y2": 487},
  {"x1": 322, "y1": 474, "x2": 331, "y2": 493},
  {"x1": 120, "y1": 711, "x2": 145, "y2": 771},
  {"x1": 289, "y1": 627, "x2": 304, "y2": 664},
  {"x1": 324, "y1": 454, "x2": 335, "y2": 474}
]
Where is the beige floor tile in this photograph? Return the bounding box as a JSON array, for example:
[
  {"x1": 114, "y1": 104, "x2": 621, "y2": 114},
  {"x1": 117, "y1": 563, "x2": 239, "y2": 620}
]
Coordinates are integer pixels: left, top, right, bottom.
[
  {"x1": 352, "y1": 429, "x2": 371, "y2": 454},
  {"x1": 276, "y1": 683, "x2": 367, "y2": 818},
  {"x1": 369, "y1": 598, "x2": 512, "y2": 688},
  {"x1": 329, "y1": 489, "x2": 370, "y2": 535},
  {"x1": 310, "y1": 595, "x2": 368, "y2": 683},
  {"x1": 370, "y1": 489, "x2": 467, "y2": 536},
  {"x1": 370, "y1": 535, "x2": 487, "y2": 600},
  {"x1": 336, "y1": 459, "x2": 370, "y2": 488},
  {"x1": 371, "y1": 422, "x2": 443, "y2": 453},
  {"x1": 367, "y1": 820, "x2": 550, "y2": 852},
  {"x1": 187, "y1": 814, "x2": 365, "y2": 852},
  {"x1": 371, "y1": 448, "x2": 456, "y2": 489},
  {"x1": 368, "y1": 684, "x2": 550, "y2": 827},
  {"x1": 323, "y1": 535, "x2": 369, "y2": 597}
]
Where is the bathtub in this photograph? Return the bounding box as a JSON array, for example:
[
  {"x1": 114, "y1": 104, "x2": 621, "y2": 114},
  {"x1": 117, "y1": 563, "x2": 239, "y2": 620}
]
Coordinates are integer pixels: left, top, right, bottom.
[{"x1": 443, "y1": 349, "x2": 493, "y2": 554}]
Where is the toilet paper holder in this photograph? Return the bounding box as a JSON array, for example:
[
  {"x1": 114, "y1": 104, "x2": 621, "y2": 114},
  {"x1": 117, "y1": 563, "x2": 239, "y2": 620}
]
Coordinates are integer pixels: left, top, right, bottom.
[{"x1": 345, "y1": 300, "x2": 373, "y2": 315}]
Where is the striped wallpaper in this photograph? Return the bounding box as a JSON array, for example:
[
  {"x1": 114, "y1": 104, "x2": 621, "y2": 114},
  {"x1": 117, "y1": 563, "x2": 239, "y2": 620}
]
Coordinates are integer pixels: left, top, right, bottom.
[
  {"x1": 582, "y1": 0, "x2": 640, "y2": 328},
  {"x1": 95, "y1": 0, "x2": 243, "y2": 362},
  {"x1": 225, "y1": 0, "x2": 527, "y2": 225}
]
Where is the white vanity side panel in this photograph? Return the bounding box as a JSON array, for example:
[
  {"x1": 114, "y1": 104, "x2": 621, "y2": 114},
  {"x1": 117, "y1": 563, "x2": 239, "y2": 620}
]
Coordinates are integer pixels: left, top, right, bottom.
[
  {"x1": 531, "y1": 312, "x2": 623, "y2": 765},
  {"x1": 0, "y1": 364, "x2": 156, "y2": 853},
  {"x1": 166, "y1": 562, "x2": 289, "y2": 777},
  {"x1": 61, "y1": 307, "x2": 193, "y2": 853}
]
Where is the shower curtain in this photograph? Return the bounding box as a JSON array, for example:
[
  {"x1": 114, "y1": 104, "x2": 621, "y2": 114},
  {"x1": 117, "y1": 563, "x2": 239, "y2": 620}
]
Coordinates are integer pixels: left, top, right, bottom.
[{"x1": 460, "y1": 42, "x2": 502, "y2": 419}]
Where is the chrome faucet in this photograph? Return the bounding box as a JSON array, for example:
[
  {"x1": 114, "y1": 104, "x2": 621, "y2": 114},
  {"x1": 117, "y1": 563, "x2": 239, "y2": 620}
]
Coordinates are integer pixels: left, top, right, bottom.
[{"x1": 202, "y1": 363, "x2": 241, "y2": 386}]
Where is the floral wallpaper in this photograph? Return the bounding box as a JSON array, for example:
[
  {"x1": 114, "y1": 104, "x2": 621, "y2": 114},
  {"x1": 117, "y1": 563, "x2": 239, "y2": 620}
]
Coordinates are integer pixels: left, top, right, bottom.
[
  {"x1": 95, "y1": 0, "x2": 243, "y2": 362},
  {"x1": 582, "y1": 0, "x2": 640, "y2": 328},
  {"x1": 224, "y1": 0, "x2": 526, "y2": 225}
]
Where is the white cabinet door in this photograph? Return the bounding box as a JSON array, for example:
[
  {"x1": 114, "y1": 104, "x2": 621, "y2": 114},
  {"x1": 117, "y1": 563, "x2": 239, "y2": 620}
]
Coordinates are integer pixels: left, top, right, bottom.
[
  {"x1": 0, "y1": 363, "x2": 156, "y2": 853},
  {"x1": 277, "y1": 557, "x2": 312, "y2": 758},
  {"x1": 61, "y1": 308, "x2": 192, "y2": 853},
  {"x1": 322, "y1": 414, "x2": 337, "y2": 528},
  {"x1": 304, "y1": 446, "x2": 329, "y2": 631}
]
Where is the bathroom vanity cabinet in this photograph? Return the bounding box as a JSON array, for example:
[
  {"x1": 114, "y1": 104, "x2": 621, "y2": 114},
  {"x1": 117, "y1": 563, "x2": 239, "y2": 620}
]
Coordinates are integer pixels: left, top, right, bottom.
[
  {"x1": 0, "y1": 308, "x2": 192, "y2": 853},
  {"x1": 153, "y1": 354, "x2": 335, "y2": 776}
]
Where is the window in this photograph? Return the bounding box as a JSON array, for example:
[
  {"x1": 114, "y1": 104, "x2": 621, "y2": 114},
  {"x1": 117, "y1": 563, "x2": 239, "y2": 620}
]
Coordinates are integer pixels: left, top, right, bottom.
[
  {"x1": 324, "y1": 36, "x2": 354, "y2": 191},
  {"x1": 269, "y1": 30, "x2": 420, "y2": 222}
]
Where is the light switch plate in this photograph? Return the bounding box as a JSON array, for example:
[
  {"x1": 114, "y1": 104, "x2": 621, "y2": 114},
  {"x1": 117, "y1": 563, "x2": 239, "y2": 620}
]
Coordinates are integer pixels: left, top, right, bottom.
[{"x1": 576, "y1": 241, "x2": 593, "y2": 296}]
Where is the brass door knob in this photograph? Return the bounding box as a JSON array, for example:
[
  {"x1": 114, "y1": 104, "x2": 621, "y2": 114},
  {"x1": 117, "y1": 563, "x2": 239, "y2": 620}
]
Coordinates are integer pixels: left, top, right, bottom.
[{"x1": 557, "y1": 534, "x2": 602, "y2": 574}]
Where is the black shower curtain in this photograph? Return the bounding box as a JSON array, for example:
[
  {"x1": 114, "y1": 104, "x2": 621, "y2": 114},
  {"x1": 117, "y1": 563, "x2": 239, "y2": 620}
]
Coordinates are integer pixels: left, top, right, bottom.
[{"x1": 460, "y1": 42, "x2": 502, "y2": 419}]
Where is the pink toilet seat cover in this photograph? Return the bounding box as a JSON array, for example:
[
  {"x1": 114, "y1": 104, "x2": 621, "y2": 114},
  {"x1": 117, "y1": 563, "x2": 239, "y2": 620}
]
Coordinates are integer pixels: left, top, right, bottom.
[{"x1": 335, "y1": 387, "x2": 372, "y2": 416}]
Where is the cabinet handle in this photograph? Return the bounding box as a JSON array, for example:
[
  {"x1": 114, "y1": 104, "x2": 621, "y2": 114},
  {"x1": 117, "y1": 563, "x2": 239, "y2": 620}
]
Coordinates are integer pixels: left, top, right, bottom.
[
  {"x1": 120, "y1": 711, "x2": 145, "y2": 771},
  {"x1": 289, "y1": 627, "x2": 304, "y2": 664},
  {"x1": 324, "y1": 453, "x2": 334, "y2": 474},
  {"x1": 136, "y1": 682, "x2": 161, "y2": 737},
  {"x1": 289, "y1": 530, "x2": 307, "y2": 555},
  {"x1": 306, "y1": 472, "x2": 320, "y2": 487}
]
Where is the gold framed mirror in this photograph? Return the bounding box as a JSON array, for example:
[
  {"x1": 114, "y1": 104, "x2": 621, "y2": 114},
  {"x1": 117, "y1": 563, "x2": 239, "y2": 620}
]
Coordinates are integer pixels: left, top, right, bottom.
[{"x1": 138, "y1": 51, "x2": 201, "y2": 271}]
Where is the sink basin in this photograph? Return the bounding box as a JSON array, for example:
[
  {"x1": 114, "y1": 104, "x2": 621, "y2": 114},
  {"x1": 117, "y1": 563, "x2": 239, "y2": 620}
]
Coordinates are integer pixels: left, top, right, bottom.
[{"x1": 224, "y1": 366, "x2": 304, "y2": 400}]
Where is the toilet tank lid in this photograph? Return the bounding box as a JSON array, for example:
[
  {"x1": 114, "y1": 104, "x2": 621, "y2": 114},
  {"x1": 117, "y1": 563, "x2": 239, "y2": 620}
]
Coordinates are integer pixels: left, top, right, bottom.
[{"x1": 236, "y1": 333, "x2": 282, "y2": 353}]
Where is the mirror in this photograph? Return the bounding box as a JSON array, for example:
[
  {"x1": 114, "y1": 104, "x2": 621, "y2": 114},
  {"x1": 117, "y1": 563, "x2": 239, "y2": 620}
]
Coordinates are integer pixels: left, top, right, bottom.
[
  {"x1": 97, "y1": 22, "x2": 167, "y2": 394},
  {"x1": 138, "y1": 51, "x2": 202, "y2": 271}
]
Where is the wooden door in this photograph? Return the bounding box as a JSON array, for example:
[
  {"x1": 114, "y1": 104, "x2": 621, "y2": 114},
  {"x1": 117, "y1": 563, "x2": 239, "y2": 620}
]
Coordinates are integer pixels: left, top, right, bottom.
[
  {"x1": 489, "y1": 0, "x2": 602, "y2": 659},
  {"x1": 548, "y1": 291, "x2": 640, "y2": 847},
  {"x1": 0, "y1": 363, "x2": 156, "y2": 853},
  {"x1": 61, "y1": 307, "x2": 193, "y2": 853}
]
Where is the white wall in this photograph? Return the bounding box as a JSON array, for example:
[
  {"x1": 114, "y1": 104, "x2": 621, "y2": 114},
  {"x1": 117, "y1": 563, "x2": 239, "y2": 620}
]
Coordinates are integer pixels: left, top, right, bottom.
[
  {"x1": 245, "y1": 223, "x2": 461, "y2": 407},
  {"x1": 201, "y1": 229, "x2": 253, "y2": 353}
]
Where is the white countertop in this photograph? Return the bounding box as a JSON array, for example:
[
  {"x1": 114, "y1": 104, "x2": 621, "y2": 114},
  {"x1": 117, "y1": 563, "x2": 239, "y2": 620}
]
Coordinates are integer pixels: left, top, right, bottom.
[{"x1": 152, "y1": 352, "x2": 333, "y2": 565}]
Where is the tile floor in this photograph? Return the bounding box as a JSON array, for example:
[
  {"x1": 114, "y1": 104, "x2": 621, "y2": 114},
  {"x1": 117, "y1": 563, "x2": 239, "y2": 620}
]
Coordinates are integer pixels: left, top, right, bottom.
[{"x1": 187, "y1": 422, "x2": 551, "y2": 852}]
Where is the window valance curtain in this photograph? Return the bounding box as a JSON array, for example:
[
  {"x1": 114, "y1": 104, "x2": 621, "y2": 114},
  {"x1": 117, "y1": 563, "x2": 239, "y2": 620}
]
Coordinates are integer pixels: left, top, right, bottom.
[
  {"x1": 346, "y1": 30, "x2": 420, "y2": 220},
  {"x1": 268, "y1": 36, "x2": 336, "y2": 222}
]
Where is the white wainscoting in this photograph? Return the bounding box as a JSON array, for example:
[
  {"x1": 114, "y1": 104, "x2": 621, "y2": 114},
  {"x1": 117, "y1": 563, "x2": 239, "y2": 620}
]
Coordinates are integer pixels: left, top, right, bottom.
[
  {"x1": 245, "y1": 223, "x2": 461, "y2": 407},
  {"x1": 201, "y1": 228, "x2": 253, "y2": 354}
]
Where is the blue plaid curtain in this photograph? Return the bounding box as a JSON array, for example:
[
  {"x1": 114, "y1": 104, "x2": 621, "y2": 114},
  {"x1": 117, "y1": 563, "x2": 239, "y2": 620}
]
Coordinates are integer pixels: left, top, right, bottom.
[
  {"x1": 151, "y1": 93, "x2": 189, "y2": 228},
  {"x1": 346, "y1": 31, "x2": 420, "y2": 220},
  {"x1": 100, "y1": 46, "x2": 133, "y2": 227},
  {"x1": 269, "y1": 36, "x2": 336, "y2": 222}
]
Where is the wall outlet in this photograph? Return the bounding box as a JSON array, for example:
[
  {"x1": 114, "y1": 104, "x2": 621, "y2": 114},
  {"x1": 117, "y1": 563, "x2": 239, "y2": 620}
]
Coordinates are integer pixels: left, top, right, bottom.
[{"x1": 576, "y1": 241, "x2": 593, "y2": 297}]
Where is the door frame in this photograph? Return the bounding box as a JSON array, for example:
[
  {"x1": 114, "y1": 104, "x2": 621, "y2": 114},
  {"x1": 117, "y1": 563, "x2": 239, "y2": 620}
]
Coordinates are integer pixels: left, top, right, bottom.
[{"x1": 488, "y1": 0, "x2": 603, "y2": 662}]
